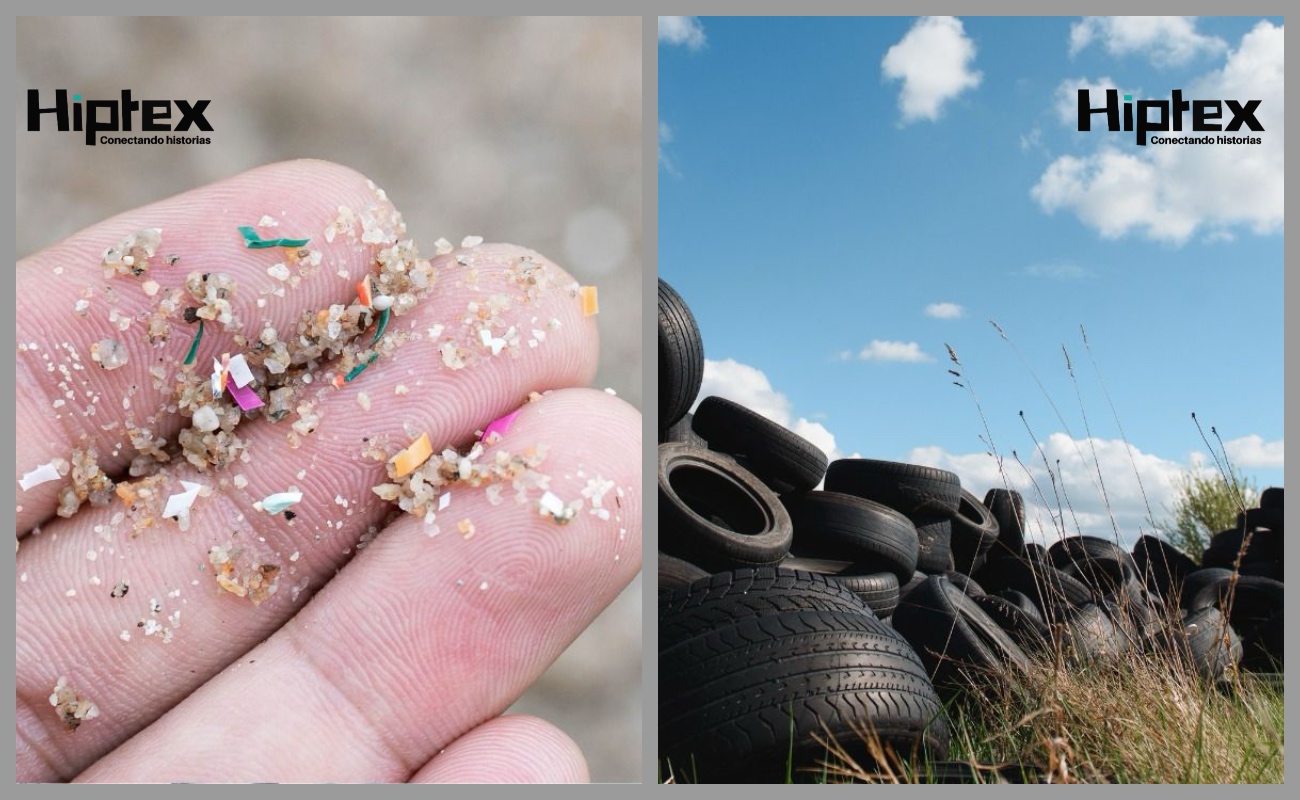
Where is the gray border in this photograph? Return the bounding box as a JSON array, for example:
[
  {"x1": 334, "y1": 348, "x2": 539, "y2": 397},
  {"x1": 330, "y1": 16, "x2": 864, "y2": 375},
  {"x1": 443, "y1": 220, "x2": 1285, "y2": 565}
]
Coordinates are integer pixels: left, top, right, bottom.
[{"x1": 642, "y1": 15, "x2": 660, "y2": 786}]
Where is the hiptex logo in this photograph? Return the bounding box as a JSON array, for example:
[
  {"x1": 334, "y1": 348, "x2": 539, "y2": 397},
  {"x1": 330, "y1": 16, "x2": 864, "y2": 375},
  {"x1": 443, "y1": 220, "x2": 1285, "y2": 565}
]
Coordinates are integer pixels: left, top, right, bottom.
[
  {"x1": 27, "y1": 90, "x2": 213, "y2": 146},
  {"x1": 1078, "y1": 89, "x2": 1263, "y2": 146}
]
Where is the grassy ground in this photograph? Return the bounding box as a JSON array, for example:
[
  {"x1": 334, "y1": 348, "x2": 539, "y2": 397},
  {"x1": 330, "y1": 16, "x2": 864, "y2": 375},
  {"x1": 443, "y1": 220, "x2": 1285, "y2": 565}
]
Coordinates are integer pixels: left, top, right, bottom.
[{"x1": 814, "y1": 635, "x2": 1284, "y2": 784}]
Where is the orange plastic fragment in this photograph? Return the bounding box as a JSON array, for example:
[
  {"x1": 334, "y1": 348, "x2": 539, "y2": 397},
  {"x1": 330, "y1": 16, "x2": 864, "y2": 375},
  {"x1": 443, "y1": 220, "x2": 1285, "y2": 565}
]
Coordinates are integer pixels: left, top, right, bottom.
[
  {"x1": 391, "y1": 432, "x2": 433, "y2": 478},
  {"x1": 579, "y1": 286, "x2": 599, "y2": 316},
  {"x1": 332, "y1": 374, "x2": 346, "y2": 388},
  {"x1": 357, "y1": 275, "x2": 373, "y2": 307}
]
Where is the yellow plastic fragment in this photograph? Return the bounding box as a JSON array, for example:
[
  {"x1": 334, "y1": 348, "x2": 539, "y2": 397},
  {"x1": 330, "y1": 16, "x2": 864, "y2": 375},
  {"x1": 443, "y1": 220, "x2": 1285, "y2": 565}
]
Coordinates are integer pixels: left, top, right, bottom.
[
  {"x1": 391, "y1": 432, "x2": 433, "y2": 478},
  {"x1": 579, "y1": 286, "x2": 599, "y2": 316}
]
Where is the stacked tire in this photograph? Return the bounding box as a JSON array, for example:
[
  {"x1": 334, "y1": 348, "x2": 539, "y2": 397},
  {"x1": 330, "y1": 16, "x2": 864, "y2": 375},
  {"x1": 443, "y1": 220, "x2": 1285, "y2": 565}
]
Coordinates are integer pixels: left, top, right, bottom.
[{"x1": 659, "y1": 569, "x2": 949, "y2": 783}]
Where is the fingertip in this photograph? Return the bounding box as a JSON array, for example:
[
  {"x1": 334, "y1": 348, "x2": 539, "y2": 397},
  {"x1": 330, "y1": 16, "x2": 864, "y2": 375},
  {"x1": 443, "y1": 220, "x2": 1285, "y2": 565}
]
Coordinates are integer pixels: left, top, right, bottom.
[{"x1": 408, "y1": 715, "x2": 589, "y2": 784}]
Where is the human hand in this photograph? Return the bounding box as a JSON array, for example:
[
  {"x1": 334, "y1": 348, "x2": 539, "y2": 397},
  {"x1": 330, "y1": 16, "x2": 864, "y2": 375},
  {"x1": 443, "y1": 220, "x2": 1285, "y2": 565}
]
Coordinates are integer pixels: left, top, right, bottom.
[{"x1": 15, "y1": 160, "x2": 642, "y2": 783}]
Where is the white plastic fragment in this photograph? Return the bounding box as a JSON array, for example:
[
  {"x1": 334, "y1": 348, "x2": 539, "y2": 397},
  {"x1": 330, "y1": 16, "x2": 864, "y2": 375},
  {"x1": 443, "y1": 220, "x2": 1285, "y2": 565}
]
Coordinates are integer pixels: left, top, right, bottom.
[
  {"x1": 19, "y1": 462, "x2": 63, "y2": 491},
  {"x1": 226, "y1": 354, "x2": 255, "y2": 388},
  {"x1": 162, "y1": 481, "x2": 204, "y2": 519},
  {"x1": 258, "y1": 491, "x2": 303, "y2": 515},
  {"x1": 538, "y1": 491, "x2": 565, "y2": 518}
]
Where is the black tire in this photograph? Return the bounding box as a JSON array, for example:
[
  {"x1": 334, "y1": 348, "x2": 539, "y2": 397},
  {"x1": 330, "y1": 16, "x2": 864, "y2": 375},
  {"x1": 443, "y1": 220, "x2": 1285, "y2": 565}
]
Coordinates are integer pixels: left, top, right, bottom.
[
  {"x1": 659, "y1": 411, "x2": 707, "y2": 448},
  {"x1": 1259, "y1": 486, "x2": 1283, "y2": 510},
  {"x1": 658, "y1": 443, "x2": 793, "y2": 573},
  {"x1": 892, "y1": 576, "x2": 1031, "y2": 690},
  {"x1": 658, "y1": 279, "x2": 704, "y2": 432},
  {"x1": 1132, "y1": 535, "x2": 1198, "y2": 600},
  {"x1": 1240, "y1": 609, "x2": 1283, "y2": 672},
  {"x1": 973, "y1": 556, "x2": 1094, "y2": 615},
  {"x1": 993, "y1": 589, "x2": 1047, "y2": 628},
  {"x1": 1239, "y1": 560, "x2": 1283, "y2": 581},
  {"x1": 972, "y1": 593, "x2": 1050, "y2": 653},
  {"x1": 1178, "y1": 567, "x2": 1236, "y2": 608},
  {"x1": 693, "y1": 396, "x2": 829, "y2": 494},
  {"x1": 1049, "y1": 536, "x2": 1139, "y2": 594},
  {"x1": 1195, "y1": 575, "x2": 1283, "y2": 634},
  {"x1": 834, "y1": 572, "x2": 901, "y2": 618},
  {"x1": 943, "y1": 571, "x2": 985, "y2": 598},
  {"x1": 950, "y1": 490, "x2": 1000, "y2": 575},
  {"x1": 1021, "y1": 542, "x2": 1049, "y2": 566},
  {"x1": 983, "y1": 489, "x2": 1026, "y2": 558},
  {"x1": 658, "y1": 552, "x2": 709, "y2": 590},
  {"x1": 913, "y1": 515, "x2": 953, "y2": 575},
  {"x1": 782, "y1": 491, "x2": 919, "y2": 581},
  {"x1": 1176, "y1": 606, "x2": 1242, "y2": 681},
  {"x1": 1238, "y1": 506, "x2": 1283, "y2": 533},
  {"x1": 658, "y1": 568, "x2": 872, "y2": 651},
  {"x1": 825, "y1": 459, "x2": 962, "y2": 518},
  {"x1": 900, "y1": 570, "x2": 928, "y2": 600},
  {"x1": 659, "y1": 609, "x2": 949, "y2": 782},
  {"x1": 1201, "y1": 528, "x2": 1282, "y2": 569},
  {"x1": 1058, "y1": 603, "x2": 1126, "y2": 663}
]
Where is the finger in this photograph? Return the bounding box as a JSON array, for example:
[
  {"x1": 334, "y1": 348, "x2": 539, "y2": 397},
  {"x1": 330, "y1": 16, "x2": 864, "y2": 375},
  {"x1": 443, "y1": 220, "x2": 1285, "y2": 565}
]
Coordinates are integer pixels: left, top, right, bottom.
[
  {"x1": 408, "y1": 715, "x2": 588, "y2": 784},
  {"x1": 16, "y1": 245, "x2": 600, "y2": 782},
  {"x1": 73, "y1": 389, "x2": 641, "y2": 782},
  {"x1": 16, "y1": 158, "x2": 400, "y2": 533}
]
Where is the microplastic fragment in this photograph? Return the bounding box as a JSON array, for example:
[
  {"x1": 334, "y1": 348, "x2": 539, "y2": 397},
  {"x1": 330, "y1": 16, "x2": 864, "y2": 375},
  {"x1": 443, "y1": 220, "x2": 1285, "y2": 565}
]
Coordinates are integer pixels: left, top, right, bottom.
[
  {"x1": 162, "y1": 481, "x2": 204, "y2": 519},
  {"x1": 182, "y1": 320, "x2": 204, "y2": 366},
  {"x1": 238, "y1": 226, "x2": 310, "y2": 249},
  {"x1": 461, "y1": 235, "x2": 484, "y2": 248},
  {"x1": 480, "y1": 409, "x2": 522, "y2": 443},
  {"x1": 579, "y1": 286, "x2": 599, "y2": 316},
  {"x1": 438, "y1": 493, "x2": 451, "y2": 511},
  {"x1": 228, "y1": 382, "x2": 265, "y2": 411},
  {"x1": 90, "y1": 338, "x2": 129, "y2": 370},
  {"x1": 371, "y1": 307, "x2": 390, "y2": 344},
  {"x1": 391, "y1": 432, "x2": 433, "y2": 478},
  {"x1": 259, "y1": 491, "x2": 303, "y2": 515},
  {"x1": 19, "y1": 462, "x2": 62, "y2": 491},
  {"x1": 226, "y1": 354, "x2": 255, "y2": 388},
  {"x1": 344, "y1": 352, "x2": 379, "y2": 382},
  {"x1": 538, "y1": 491, "x2": 565, "y2": 517}
]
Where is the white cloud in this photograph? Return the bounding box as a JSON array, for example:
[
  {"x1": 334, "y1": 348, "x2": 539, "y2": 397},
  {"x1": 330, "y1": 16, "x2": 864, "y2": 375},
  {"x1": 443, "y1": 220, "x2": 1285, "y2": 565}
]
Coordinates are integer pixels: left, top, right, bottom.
[
  {"x1": 909, "y1": 434, "x2": 1198, "y2": 547},
  {"x1": 1223, "y1": 435, "x2": 1284, "y2": 469},
  {"x1": 1070, "y1": 17, "x2": 1227, "y2": 68},
  {"x1": 1054, "y1": 76, "x2": 1138, "y2": 124},
  {"x1": 692, "y1": 358, "x2": 844, "y2": 462},
  {"x1": 1033, "y1": 22, "x2": 1283, "y2": 243},
  {"x1": 658, "y1": 121, "x2": 679, "y2": 176},
  {"x1": 658, "y1": 16, "x2": 706, "y2": 49},
  {"x1": 854, "y1": 340, "x2": 933, "y2": 363},
  {"x1": 925, "y1": 302, "x2": 965, "y2": 320},
  {"x1": 882, "y1": 16, "x2": 982, "y2": 123}
]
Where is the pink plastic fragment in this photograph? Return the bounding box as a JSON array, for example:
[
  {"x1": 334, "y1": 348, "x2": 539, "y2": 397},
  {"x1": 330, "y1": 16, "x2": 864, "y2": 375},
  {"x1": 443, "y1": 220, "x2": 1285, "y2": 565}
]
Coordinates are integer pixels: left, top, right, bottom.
[
  {"x1": 227, "y1": 381, "x2": 265, "y2": 411},
  {"x1": 480, "y1": 408, "x2": 522, "y2": 442}
]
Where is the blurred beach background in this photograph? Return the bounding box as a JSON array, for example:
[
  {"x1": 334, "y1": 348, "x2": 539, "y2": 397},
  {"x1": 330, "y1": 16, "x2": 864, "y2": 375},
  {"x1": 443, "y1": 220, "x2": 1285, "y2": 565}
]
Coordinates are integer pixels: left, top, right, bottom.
[{"x1": 16, "y1": 16, "x2": 642, "y2": 782}]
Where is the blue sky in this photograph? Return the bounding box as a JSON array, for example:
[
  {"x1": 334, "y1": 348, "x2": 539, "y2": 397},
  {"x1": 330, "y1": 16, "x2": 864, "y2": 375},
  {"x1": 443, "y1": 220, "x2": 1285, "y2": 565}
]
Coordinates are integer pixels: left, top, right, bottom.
[{"x1": 659, "y1": 16, "x2": 1284, "y2": 544}]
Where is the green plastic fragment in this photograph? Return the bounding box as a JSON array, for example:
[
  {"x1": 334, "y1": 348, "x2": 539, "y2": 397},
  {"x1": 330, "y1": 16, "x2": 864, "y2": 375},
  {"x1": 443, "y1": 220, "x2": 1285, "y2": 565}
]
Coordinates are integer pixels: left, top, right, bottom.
[
  {"x1": 238, "y1": 226, "x2": 310, "y2": 249},
  {"x1": 371, "y1": 307, "x2": 390, "y2": 345},
  {"x1": 182, "y1": 320, "x2": 204, "y2": 366},
  {"x1": 344, "y1": 352, "x2": 379, "y2": 383}
]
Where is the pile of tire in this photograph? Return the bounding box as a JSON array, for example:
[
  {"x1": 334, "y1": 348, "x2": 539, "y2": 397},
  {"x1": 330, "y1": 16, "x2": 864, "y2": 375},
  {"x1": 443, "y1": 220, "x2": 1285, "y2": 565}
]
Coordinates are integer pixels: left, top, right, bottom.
[{"x1": 656, "y1": 278, "x2": 1283, "y2": 782}]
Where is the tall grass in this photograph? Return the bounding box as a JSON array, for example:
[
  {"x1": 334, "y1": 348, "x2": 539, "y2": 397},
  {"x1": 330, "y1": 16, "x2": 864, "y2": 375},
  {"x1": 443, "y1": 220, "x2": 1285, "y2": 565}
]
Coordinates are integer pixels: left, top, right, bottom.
[{"x1": 811, "y1": 640, "x2": 1283, "y2": 784}]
